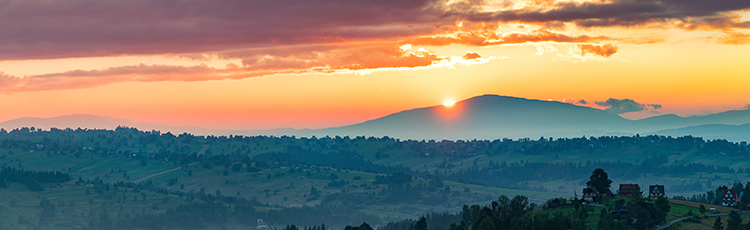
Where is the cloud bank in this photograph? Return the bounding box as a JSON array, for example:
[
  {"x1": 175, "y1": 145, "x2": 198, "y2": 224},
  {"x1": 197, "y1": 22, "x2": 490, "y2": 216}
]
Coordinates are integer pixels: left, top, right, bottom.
[
  {"x1": 595, "y1": 98, "x2": 662, "y2": 114},
  {"x1": 1, "y1": 0, "x2": 747, "y2": 91}
]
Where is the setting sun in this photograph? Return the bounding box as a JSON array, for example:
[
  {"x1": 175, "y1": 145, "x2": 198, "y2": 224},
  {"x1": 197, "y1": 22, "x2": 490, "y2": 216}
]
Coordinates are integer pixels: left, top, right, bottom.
[{"x1": 443, "y1": 100, "x2": 456, "y2": 107}]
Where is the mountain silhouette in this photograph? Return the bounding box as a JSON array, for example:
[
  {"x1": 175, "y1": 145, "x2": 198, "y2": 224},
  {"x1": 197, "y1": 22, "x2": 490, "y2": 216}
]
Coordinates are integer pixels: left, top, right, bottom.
[
  {"x1": 306, "y1": 95, "x2": 636, "y2": 140},
  {"x1": 0, "y1": 114, "x2": 136, "y2": 130},
  {"x1": 305, "y1": 95, "x2": 750, "y2": 140},
  {"x1": 4, "y1": 95, "x2": 750, "y2": 141},
  {"x1": 0, "y1": 114, "x2": 294, "y2": 137}
]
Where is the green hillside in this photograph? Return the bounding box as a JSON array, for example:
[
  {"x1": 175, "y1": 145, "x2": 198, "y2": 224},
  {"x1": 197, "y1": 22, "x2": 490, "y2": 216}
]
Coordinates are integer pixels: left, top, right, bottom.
[{"x1": 2, "y1": 127, "x2": 750, "y2": 228}]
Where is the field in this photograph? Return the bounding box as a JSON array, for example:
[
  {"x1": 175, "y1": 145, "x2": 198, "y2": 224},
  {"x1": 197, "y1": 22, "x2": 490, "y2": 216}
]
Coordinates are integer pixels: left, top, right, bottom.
[
  {"x1": 664, "y1": 214, "x2": 750, "y2": 230},
  {"x1": 534, "y1": 199, "x2": 743, "y2": 230},
  {"x1": 2, "y1": 129, "x2": 750, "y2": 229},
  {"x1": 0, "y1": 181, "x2": 193, "y2": 229}
]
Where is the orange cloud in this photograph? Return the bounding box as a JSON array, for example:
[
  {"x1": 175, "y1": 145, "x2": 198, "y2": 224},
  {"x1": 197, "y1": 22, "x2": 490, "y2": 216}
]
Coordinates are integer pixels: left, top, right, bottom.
[
  {"x1": 499, "y1": 30, "x2": 610, "y2": 44},
  {"x1": 463, "y1": 52, "x2": 481, "y2": 60},
  {"x1": 578, "y1": 44, "x2": 618, "y2": 57},
  {"x1": 409, "y1": 29, "x2": 611, "y2": 46},
  {"x1": 0, "y1": 43, "x2": 452, "y2": 92},
  {"x1": 717, "y1": 32, "x2": 750, "y2": 45}
]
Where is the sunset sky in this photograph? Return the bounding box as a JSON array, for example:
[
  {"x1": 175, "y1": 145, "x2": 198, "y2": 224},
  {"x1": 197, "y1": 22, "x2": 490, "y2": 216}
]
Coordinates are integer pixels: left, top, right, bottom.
[{"x1": 1, "y1": 0, "x2": 749, "y2": 130}]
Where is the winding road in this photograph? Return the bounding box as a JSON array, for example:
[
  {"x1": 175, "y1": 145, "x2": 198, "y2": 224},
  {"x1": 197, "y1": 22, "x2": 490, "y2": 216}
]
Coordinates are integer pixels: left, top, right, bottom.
[{"x1": 654, "y1": 211, "x2": 749, "y2": 230}]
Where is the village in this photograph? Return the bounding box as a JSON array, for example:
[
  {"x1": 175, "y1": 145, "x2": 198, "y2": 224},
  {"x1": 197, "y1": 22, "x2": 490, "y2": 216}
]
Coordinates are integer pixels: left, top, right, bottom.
[{"x1": 583, "y1": 183, "x2": 742, "y2": 209}]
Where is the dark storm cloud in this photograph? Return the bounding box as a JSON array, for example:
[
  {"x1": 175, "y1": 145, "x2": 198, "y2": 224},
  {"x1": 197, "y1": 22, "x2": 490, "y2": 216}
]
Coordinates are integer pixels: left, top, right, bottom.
[
  {"x1": 0, "y1": 0, "x2": 453, "y2": 60},
  {"x1": 1, "y1": 0, "x2": 747, "y2": 62},
  {"x1": 478, "y1": 0, "x2": 750, "y2": 28}
]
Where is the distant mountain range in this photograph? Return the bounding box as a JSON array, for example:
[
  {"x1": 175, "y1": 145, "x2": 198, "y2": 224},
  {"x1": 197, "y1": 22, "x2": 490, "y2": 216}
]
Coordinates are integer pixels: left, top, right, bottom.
[
  {"x1": 649, "y1": 124, "x2": 750, "y2": 143},
  {"x1": 303, "y1": 95, "x2": 750, "y2": 141},
  {"x1": 0, "y1": 114, "x2": 297, "y2": 137},
  {"x1": 3, "y1": 95, "x2": 750, "y2": 141}
]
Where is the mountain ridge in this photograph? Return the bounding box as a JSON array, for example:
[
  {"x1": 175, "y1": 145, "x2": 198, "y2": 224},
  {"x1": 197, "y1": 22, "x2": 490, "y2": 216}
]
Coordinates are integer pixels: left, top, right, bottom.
[{"x1": 4, "y1": 94, "x2": 750, "y2": 141}]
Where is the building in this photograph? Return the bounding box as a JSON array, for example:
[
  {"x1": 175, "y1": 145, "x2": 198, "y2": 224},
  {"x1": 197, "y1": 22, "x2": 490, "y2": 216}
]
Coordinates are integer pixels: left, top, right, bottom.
[
  {"x1": 582, "y1": 187, "x2": 602, "y2": 202},
  {"x1": 258, "y1": 219, "x2": 270, "y2": 230},
  {"x1": 722, "y1": 189, "x2": 740, "y2": 207},
  {"x1": 612, "y1": 203, "x2": 629, "y2": 215},
  {"x1": 649, "y1": 185, "x2": 665, "y2": 198},
  {"x1": 619, "y1": 184, "x2": 640, "y2": 198}
]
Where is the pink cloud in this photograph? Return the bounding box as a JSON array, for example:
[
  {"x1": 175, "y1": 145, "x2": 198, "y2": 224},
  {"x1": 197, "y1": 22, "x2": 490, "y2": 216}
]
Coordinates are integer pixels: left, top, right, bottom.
[{"x1": 0, "y1": 43, "x2": 450, "y2": 92}]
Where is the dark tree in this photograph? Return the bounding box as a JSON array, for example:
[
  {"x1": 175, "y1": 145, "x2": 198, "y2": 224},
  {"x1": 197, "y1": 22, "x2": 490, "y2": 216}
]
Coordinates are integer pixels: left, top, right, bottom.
[
  {"x1": 655, "y1": 197, "x2": 671, "y2": 214},
  {"x1": 232, "y1": 163, "x2": 243, "y2": 172},
  {"x1": 359, "y1": 222, "x2": 374, "y2": 230},
  {"x1": 715, "y1": 216, "x2": 725, "y2": 230},
  {"x1": 597, "y1": 208, "x2": 612, "y2": 230},
  {"x1": 345, "y1": 222, "x2": 376, "y2": 230},
  {"x1": 473, "y1": 216, "x2": 495, "y2": 230},
  {"x1": 586, "y1": 168, "x2": 612, "y2": 194},
  {"x1": 728, "y1": 211, "x2": 742, "y2": 230},
  {"x1": 411, "y1": 216, "x2": 427, "y2": 230},
  {"x1": 742, "y1": 183, "x2": 750, "y2": 210},
  {"x1": 310, "y1": 186, "x2": 320, "y2": 196}
]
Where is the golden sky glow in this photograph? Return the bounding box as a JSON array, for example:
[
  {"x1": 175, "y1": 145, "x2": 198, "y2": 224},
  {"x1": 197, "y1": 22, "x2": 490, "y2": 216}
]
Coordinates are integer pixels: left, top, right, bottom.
[{"x1": 1, "y1": 0, "x2": 749, "y2": 130}]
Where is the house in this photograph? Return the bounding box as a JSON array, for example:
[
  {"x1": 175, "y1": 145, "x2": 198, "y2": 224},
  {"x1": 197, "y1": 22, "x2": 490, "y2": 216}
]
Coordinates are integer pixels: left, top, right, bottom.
[
  {"x1": 619, "y1": 184, "x2": 640, "y2": 198},
  {"x1": 722, "y1": 189, "x2": 740, "y2": 207},
  {"x1": 582, "y1": 187, "x2": 602, "y2": 202},
  {"x1": 257, "y1": 219, "x2": 270, "y2": 230},
  {"x1": 649, "y1": 185, "x2": 665, "y2": 198},
  {"x1": 612, "y1": 203, "x2": 629, "y2": 215},
  {"x1": 602, "y1": 188, "x2": 614, "y2": 196}
]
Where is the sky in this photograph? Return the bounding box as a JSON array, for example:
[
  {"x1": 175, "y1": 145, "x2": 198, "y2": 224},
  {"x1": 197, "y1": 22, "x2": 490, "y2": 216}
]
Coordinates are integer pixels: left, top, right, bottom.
[{"x1": 1, "y1": 0, "x2": 749, "y2": 130}]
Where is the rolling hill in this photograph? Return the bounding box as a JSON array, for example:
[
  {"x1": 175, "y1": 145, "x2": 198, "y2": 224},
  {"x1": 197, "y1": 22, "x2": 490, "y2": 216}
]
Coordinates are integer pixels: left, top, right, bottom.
[
  {"x1": 306, "y1": 95, "x2": 750, "y2": 141},
  {"x1": 307, "y1": 95, "x2": 637, "y2": 140}
]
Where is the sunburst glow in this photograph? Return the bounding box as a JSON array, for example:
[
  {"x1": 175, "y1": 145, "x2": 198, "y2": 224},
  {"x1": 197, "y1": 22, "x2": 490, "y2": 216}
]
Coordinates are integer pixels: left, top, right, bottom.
[{"x1": 443, "y1": 100, "x2": 456, "y2": 107}]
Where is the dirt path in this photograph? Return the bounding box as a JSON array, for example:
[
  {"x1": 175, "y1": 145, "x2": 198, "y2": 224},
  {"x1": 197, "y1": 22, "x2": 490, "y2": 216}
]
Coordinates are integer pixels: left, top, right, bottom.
[
  {"x1": 134, "y1": 167, "x2": 181, "y2": 183},
  {"x1": 197, "y1": 144, "x2": 209, "y2": 156},
  {"x1": 77, "y1": 158, "x2": 109, "y2": 172},
  {"x1": 133, "y1": 145, "x2": 207, "y2": 183}
]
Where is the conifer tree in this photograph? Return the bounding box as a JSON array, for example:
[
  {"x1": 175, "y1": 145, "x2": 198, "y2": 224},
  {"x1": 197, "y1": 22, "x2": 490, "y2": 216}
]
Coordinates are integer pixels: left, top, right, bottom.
[{"x1": 715, "y1": 216, "x2": 725, "y2": 230}]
